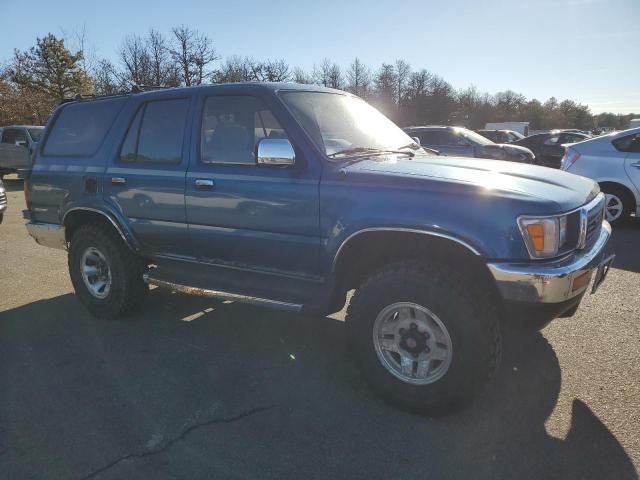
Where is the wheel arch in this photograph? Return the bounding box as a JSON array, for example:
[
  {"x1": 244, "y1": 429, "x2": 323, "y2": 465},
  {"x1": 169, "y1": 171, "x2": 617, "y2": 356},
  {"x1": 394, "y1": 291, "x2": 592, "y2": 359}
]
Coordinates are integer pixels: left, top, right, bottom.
[
  {"x1": 63, "y1": 207, "x2": 138, "y2": 251},
  {"x1": 599, "y1": 181, "x2": 637, "y2": 209},
  {"x1": 328, "y1": 228, "x2": 499, "y2": 314}
]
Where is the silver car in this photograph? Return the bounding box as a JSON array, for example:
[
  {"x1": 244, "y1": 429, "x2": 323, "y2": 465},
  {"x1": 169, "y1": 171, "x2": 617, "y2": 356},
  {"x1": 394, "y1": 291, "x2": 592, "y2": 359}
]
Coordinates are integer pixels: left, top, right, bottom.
[{"x1": 561, "y1": 127, "x2": 640, "y2": 224}]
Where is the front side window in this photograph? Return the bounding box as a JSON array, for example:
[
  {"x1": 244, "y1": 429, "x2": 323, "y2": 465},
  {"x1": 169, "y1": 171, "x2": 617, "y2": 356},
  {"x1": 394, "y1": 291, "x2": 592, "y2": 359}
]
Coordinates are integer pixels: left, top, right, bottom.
[
  {"x1": 280, "y1": 91, "x2": 415, "y2": 158},
  {"x1": 201, "y1": 95, "x2": 288, "y2": 165},
  {"x1": 120, "y1": 98, "x2": 189, "y2": 164}
]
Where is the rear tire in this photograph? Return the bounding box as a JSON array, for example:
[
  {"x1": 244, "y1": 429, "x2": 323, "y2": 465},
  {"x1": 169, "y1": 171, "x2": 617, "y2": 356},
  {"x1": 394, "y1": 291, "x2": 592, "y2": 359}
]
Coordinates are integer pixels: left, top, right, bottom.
[
  {"x1": 68, "y1": 224, "x2": 148, "y2": 319},
  {"x1": 601, "y1": 185, "x2": 633, "y2": 225},
  {"x1": 346, "y1": 261, "x2": 501, "y2": 415}
]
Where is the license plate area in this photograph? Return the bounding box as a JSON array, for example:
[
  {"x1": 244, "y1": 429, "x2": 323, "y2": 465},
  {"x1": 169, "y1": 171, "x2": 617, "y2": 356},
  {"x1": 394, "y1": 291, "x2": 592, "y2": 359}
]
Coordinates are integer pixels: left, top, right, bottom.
[{"x1": 591, "y1": 254, "x2": 615, "y2": 294}]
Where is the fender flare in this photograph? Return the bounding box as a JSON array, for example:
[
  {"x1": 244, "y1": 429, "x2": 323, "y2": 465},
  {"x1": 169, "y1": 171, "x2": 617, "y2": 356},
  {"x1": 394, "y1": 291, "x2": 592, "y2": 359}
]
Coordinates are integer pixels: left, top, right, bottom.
[
  {"x1": 62, "y1": 206, "x2": 139, "y2": 251},
  {"x1": 331, "y1": 227, "x2": 482, "y2": 273}
]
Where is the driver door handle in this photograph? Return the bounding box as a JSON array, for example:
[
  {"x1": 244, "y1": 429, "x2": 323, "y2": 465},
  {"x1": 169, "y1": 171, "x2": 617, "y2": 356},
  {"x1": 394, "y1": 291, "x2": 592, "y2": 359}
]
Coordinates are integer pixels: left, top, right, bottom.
[
  {"x1": 631, "y1": 162, "x2": 640, "y2": 169},
  {"x1": 195, "y1": 179, "x2": 215, "y2": 191}
]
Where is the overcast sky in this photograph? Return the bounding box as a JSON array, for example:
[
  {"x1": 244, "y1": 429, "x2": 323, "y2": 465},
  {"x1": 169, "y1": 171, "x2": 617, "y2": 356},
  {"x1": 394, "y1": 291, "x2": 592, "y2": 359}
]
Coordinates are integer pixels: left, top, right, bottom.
[{"x1": 2, "y1": 0, "x2": 638, "y2": 114}]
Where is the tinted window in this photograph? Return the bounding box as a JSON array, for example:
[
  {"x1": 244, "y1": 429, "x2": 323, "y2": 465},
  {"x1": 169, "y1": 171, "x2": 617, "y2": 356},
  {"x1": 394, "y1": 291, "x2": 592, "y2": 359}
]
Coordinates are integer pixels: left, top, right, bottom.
[
  {"x1": 419, "y1": 131, "x2": 452, "y2": 146},
  {"x1": 43, "y1": 98, "x2": 126, "y2": 156},
  {"x1": 1, "y1": 128, "x2": 26, "y2": 144},
  {"x1": 562, "y1": 133, "x2": 587, "y2": 144},
  {"x1": 613, "y1": 133, "x2": 640, "y2": 153},
  {"x1": 543, "y1": 135, "x2": 560, "y2": 145},
  {"x1": 201, "y1": 95, "x2": 288, "y2": 164},
  {"x1": 120, "y1": 99, "x2": 189, "y2": 164},
  {"x1": 119, "y1": 106, "x2": 144, "y2": 162}
]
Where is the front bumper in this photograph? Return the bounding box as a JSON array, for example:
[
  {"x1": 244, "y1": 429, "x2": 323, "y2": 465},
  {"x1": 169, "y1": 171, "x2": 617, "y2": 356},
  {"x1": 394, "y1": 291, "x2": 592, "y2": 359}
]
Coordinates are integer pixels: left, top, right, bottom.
[{"x1": 487, "y1": 221, "x2": 611, "y2": 304}]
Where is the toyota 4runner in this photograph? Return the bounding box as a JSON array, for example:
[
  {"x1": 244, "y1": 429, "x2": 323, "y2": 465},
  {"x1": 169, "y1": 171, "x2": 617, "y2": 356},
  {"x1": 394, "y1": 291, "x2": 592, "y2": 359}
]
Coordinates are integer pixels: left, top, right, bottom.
[{"x1": 24, "y1": 83, "x2": 613, "y2": 414}]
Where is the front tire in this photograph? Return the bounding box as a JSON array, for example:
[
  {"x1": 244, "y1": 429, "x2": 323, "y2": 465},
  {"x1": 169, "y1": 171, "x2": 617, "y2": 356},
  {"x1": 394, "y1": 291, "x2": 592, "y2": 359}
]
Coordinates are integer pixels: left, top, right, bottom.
[
  {"x1": 346, "y1": 262, "x2": 501, "y2": 415},
  {"x1": 69, "y1": 224, "x2": 148, "y2": 319}
]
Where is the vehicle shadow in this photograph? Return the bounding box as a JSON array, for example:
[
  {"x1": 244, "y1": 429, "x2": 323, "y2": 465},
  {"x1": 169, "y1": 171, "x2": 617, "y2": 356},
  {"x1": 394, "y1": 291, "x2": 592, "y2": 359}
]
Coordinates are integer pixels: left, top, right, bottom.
[
  {"x1": 0, "y1": 291, "x2": 636, "y2": 480},
  {"x1": 608, "y1": 219, "x2": 640, "y2": 274}
]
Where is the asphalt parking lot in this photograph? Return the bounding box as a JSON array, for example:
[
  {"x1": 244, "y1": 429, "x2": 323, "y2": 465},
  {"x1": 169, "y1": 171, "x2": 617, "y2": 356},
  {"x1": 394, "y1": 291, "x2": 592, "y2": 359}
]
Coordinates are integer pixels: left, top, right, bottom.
[{"x1": 0, "y1": 177, "x2": 639, "y2": 480}]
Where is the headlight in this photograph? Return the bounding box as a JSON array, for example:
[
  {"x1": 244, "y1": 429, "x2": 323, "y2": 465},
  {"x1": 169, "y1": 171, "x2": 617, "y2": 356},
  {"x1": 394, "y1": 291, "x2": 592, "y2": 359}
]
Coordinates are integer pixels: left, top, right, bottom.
[{"x1": 518, "y1": 215, "x2": 568, "y2": 259}]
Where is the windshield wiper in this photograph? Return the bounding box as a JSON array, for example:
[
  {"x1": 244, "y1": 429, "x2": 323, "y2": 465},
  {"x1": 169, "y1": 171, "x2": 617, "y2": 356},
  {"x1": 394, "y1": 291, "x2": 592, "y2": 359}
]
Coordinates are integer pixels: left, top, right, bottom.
[{"x1": 328, "y1": 147, "x2": 414, "y2": 158}]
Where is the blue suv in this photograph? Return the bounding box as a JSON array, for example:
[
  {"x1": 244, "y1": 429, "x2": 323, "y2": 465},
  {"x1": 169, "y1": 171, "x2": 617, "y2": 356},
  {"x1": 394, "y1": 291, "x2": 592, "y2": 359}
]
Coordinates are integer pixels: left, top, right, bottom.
[{"x1": 24, "y1": 83, "x2": 613, "y2": 414}]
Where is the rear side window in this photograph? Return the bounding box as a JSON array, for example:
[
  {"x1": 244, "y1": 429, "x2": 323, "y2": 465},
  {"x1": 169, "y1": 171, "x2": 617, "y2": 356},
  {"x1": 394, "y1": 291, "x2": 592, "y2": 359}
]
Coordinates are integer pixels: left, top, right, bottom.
[
  {"x1": 43, "y1": 98, "x2": 126, "y2": 156},
  {"x1": 613, "y1": 133, "x2": 640, "y2": 153},
  {"x1": 120, "y1": 98, "x2": 189, "y2": 164}
]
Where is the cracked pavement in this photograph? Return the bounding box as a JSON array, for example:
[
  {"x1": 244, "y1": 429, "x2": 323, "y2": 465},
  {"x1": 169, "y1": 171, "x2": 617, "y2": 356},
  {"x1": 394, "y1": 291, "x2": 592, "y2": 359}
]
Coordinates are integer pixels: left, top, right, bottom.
[{"x1": 0, "y1": 178, "x2": 639, "y2": 479}]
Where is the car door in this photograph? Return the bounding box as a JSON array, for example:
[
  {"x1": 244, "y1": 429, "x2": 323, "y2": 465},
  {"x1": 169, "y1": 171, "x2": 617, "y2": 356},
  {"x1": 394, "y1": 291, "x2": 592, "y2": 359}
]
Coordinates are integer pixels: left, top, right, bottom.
[
  {"x1": 104, "y1": 96, "x2": 193, "y2": 257},
  {"x1": 621, "y1": 133, "x2": 640, "y2": 194},
  {"x1": 0, "y1": 128, "x2": 30, "y2": 170},
  {"x1": 185, "y1": 93, "x2": 321, "y2": 277},
  {"x1": 539, "y1": 134, "x2": 561, "y2": 166}
]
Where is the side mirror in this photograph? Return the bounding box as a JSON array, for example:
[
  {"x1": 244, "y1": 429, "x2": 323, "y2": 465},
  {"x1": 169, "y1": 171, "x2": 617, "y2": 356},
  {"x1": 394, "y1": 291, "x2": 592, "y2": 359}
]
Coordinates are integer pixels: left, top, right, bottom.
[
  {"x1": 411, "y1": 136, "x2": 421, "y2": 146},
  {"x1": 16, "y1": 140, "x2": 28, "y2": 148},
  {"x1": 257, "y1": 138, "x2": 295, "y2": 166}
]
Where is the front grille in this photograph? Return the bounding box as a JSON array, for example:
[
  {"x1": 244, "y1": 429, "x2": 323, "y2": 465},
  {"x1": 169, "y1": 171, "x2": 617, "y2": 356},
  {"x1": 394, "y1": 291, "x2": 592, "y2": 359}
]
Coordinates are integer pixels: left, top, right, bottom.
[
  {"x1": 0, "y1": 192, "x2": 6, "y2": 207},
  {"x1": 585, "y1": 198, "x2": 604, "y2": 249}
]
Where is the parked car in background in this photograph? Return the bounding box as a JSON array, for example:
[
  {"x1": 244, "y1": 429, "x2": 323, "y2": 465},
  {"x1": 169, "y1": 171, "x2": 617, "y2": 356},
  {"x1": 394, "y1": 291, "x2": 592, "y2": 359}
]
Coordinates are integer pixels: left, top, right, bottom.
[
  {"x1": 404, "y1": 126, "x2": 535, "y2": 163},
  {"x1": 0, "y1": 125, "x2": 44, "y2": 179},
  {"x1": 485, "y1": 122, "x2": 529, "y2": 136},
  {"x1": 561, "y1": 127, "x2": 640, "y2": 224},
  {"x1": 513, "y1": 130, "x2": 591, "y2": 168},
  {"x1": 0, "y1": 178, "x2": 6, "y2": 224},
  {"x1": 476, "y1": 129, "x2": 524, "y2": 144}
]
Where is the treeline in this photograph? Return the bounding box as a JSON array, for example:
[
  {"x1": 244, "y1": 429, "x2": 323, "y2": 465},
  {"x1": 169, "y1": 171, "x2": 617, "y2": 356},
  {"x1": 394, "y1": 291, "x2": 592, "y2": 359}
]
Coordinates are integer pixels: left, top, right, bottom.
[{"x1": 1, "y1": 28, "x2": 636, "y2": 130}]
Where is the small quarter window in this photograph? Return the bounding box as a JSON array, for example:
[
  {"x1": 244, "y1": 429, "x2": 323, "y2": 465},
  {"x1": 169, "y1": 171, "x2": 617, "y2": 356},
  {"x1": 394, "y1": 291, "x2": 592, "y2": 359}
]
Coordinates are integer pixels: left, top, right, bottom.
[{"x1": 43, "y1": 97, "x2": 126, "y2": 156}]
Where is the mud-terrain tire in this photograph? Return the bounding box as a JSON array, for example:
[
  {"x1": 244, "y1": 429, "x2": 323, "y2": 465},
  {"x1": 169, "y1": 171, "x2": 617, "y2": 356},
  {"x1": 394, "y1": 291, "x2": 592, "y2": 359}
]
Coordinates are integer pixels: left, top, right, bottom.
[
  {"x1": 68, "y1": 224, "x2": 148, "y2": 319},
  {"x1": 346, "y1": 261, "x2": 501, "y2": 415}
]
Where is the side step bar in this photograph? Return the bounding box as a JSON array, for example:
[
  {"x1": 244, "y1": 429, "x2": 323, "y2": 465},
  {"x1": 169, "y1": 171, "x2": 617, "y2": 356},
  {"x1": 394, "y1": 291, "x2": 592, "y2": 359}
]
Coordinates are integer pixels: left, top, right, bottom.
[{"x1": 143, "y1": 272, "x2": 303, "y2": 313}]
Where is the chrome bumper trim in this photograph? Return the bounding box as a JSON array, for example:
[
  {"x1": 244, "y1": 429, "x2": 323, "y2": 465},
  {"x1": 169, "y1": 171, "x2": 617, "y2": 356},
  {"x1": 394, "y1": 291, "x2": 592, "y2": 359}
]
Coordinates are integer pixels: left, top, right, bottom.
[
  {"x1": 144, "y1": 273, "x2": 303, "y2": 312},
  {"x1": 26, "y1": 222, "x2": 67, "y2": 250},
  {"x1": 488, "y1": 221, "x2": 611, "y2": 303}
]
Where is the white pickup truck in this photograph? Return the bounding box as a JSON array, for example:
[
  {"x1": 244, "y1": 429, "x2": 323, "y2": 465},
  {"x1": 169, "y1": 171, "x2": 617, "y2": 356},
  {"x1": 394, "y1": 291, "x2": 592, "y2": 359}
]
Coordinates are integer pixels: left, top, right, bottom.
[{"x1": 0, "y1": 125, "x2": 44, "y2": 179}]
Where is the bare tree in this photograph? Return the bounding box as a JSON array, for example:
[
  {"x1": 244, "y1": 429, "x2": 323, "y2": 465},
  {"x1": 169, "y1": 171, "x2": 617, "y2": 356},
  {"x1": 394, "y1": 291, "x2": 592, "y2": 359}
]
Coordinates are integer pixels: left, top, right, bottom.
[
  {"x1": 328, "y1": 63, "x2": 342, "y2": 89},
  {"x1": 346, "y1": 57, "x2": 371, "y2": 97},
  {"x1": 313, "y1": 58, "x2": 332, "y2": 87},
  {"x1": 292, "y1": 67, "x2": 312, "y2": 84},
  {"x1": 395, "y1": 59, "x2": 411, "y2": 107},
  {"x1": 119, "y1": 34, "x2": 152, "y2": 86},
  {"x1": 214, "y1": 55, "x2": 256, "y2": 83},
  {"x1": 253, "y1": 59, "x2": 290, "y2": 82},
  {"x1": 170, "y1": 25, "x2": 218, "y2": 86},
  {"x1": 147, "y1": 29, "x2": 176, "y2": 86},
  {"x1": 92, "y1": 58, "x2": 124, "y2": 95}
]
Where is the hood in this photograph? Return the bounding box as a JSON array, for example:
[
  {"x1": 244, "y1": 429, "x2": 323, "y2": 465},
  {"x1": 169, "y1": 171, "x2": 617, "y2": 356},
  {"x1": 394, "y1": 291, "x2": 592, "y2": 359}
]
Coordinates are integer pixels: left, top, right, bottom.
[{"x1": 342, "y1": 154, "x2": 598, "y2": 212}]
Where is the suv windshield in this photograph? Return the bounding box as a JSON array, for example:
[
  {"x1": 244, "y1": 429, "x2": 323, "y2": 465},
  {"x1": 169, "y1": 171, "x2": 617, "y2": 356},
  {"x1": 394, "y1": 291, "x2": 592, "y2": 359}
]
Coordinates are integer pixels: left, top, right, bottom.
[{"x1": 280, "y1": 91, "x2": 417, "y2": 158}]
